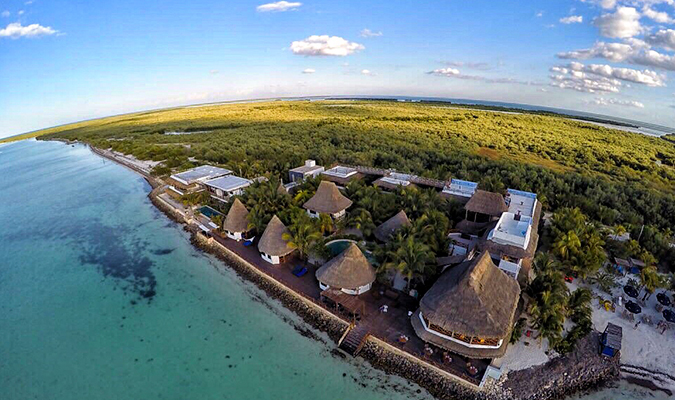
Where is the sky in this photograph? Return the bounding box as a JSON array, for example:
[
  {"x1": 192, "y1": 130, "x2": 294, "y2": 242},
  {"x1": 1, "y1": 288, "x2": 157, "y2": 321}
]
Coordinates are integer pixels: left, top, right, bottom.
[{"x1": 1, "y1": 0, "x2": 675, "y2": 138}]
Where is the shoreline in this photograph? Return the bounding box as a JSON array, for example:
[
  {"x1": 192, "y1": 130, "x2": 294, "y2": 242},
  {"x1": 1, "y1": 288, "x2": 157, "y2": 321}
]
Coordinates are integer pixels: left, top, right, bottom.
[{"x1": 64, "y1": 139, "x2": 631, "y2": 400}]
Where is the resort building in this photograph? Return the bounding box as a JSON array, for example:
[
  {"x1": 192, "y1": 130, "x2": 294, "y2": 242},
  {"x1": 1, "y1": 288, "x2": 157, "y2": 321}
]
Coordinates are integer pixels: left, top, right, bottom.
[
  {"x1": 257, "y1": 215, "x2": 295, "y2": 265},
  {"x1": 373, "y1": 172, "x2": 416, "y2": 192},
  {"x1": 315, "y1": 243, "x2": 376, "y2": 295},
  {"x1": 374, "y1": 210, "x2": 411, "y2": 243},
  {"x1": 203, "y1": 175, "x2": 253, "y2": 202},
  {"x1": 410, "y1": 252, "x2": 521, "y2": 359},
  {"x1": 303, "y1": 181, "x2": 353, "y2": 220},
  {"x1": 321, "y1": 165, "x2": 363, "y2": 186},
  {"x1": 289, "y1": 160, "x2": 324, "y2": 182},
  {"x1": 441, "y1": 179, "x2": 478, "y2": 203},
  {"x1": 482, "y1": 189, "x2": 541, "y2": 281},
  {"x1": 222, "y1": 198, "x2": 253, "y2": 241},
  {"x1": 166, "y1": 165, "x2": 231, "y2": 198}
]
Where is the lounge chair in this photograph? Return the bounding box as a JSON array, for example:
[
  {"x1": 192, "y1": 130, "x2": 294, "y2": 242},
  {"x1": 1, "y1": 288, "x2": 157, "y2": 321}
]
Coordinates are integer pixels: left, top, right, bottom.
[{"x1": 292, "y1": 265, "x2": 308, "y2": 277}]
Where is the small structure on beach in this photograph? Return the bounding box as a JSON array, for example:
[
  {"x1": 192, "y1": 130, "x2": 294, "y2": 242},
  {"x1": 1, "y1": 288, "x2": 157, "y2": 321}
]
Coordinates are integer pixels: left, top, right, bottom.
[
  {"x1": 411, "y1": 251, "x2": 521, "y2": 358},
  {"x1": 166, "y1": 165, "x2": 231, "y2": 198},
  {"x1": 203, "y1": 175, "x2": 253, "y2": 202},
  {"x1": 374, "y1": 210, "x2": 411, "y2": 242},
  {"x1": 315, "y1": 243, "x2": 376, "y2": 295},
  {"x1": 600, "y1": 323, "x2": 622, "y2": 358},
  {"x1": 289, "y1": 160, "x2": 324, "y2": 182},
  {"x1": 303, "y1": 181, "x2": 353, "y2": 220},
  {"x1": 258, "y1": 215, "x2": 295, "y2": 264},
  {"x1": 222, "y1": 198, "x2": 253, "y2": 241}
]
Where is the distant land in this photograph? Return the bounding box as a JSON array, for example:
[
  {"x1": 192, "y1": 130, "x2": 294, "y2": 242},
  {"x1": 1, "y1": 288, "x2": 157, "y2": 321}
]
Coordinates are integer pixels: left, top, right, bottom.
[{"x1": 2, "y1": 96, "x2": 673, "y2": 144}]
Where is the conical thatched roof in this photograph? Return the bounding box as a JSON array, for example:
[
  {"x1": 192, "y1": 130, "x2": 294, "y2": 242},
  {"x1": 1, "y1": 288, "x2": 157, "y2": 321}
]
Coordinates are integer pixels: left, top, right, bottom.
[
  {"x1": 303, "y1": 181, "x2": 353, "y2": 214},
  {"x1": 374, "y1": 210, "x2": 411, "y2": 242},
  {"x1": 315, "y1": 243, "x2": 376, "y2": 290},
  {"x1": 465, "y1": 190, "x2": 508, "y2": 216},
  {"x1": 258, "y1": 215, "x2": 294, "y2": 257},
  {"x1": 418, "y1": 251, "x2": 520, "y2": 338},
  {"x1": 223, "y1": 198, "x2": 250, "y2": 233}
]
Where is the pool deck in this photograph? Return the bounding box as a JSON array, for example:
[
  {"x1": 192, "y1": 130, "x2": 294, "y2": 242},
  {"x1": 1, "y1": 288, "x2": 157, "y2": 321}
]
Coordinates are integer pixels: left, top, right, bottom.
[{"x1": 210, "y1": 231, "x2": 489, "y2": 386}]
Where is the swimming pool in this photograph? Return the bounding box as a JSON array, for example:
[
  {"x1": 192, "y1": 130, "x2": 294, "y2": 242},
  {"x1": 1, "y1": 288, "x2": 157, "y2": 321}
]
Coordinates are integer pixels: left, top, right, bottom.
[
  {"x1": 325, "y1": 239, "x2": 377, "y2": 264},
  {"x1": 199, "y1": 205, "x2": 223, "y2": 219}
]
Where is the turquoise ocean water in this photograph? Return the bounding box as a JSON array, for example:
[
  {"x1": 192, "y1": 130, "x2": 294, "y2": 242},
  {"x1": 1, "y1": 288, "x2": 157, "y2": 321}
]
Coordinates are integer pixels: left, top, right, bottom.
[{"x1": 0, "y1": 140, "x2": 667, "y2": 400}]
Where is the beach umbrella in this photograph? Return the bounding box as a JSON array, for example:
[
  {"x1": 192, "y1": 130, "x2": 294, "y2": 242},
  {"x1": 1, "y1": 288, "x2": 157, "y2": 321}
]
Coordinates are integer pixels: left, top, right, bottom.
[
  {"x1": 625, "y1": 300, "x2": 641, "y2": 314},
  {"x1": 656, "y1": 292, "x2": 672, "y2": 306},
  {"x1": 664, "y1": 309, "x2": 675, "y2": 323},
  {"x1": 623, "y1": 285, "x2": 639, "y2": 298}
]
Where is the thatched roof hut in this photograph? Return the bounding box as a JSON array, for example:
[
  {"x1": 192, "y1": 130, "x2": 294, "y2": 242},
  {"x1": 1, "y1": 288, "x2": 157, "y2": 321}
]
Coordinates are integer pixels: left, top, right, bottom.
[
  {"x1": 315, "y1": 243, "x2": 376, "y2": 290},
  {"x1": 411, "y1": 251, "x2": 520, "y2": 358},
  {"x1": 303, "y1": 181, "x2": 353, "y2": 214},
  {"x1": 374, "y1": 210, "x2": 411, "y2": 242},
  {"x1": 222, "y1": 198, "x2": 250, "y2": 233},
  {"x1": 465, "y1": 190, "x2": 508, "y2": 217},
  {"x1": 258, "y1": 215, "x2": 294, "y2": 257}
]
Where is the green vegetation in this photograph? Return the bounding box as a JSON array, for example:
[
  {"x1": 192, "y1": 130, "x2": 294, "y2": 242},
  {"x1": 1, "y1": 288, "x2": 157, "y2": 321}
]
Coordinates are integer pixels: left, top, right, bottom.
[{"x1": 27, "y1": 100, "x2": 675, "y2": 271}]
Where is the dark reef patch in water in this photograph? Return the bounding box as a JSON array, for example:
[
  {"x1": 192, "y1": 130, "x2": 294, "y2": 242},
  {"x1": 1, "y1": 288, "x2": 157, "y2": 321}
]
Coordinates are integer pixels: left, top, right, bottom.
[
  {"x1": 78, "y1": 224, "x2": 157, "y2": 301},
  {"x1": 152, "y1": 248, "x2": 175, "y2": 255}
]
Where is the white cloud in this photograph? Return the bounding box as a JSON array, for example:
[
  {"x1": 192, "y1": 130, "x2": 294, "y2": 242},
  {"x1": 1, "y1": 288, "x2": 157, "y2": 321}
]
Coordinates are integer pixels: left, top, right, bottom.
[
  {"x1": 550, "y1": 65, "x2": 623, "y2": 93},
  {"x1": 0, "y1": 22, "x2": 58, "y2": 39},
  {"x1": 591, "y1": 97, "x2": 645, "y2": 108},
  {"x1": 442, "y1": 61, "x2": 492, "y2": 70},
  {"x1": 642, "y1": 6, "x2": 675, "y2": 24},
  {"x1": 361, "y1": 69, "x2": 375, "y2": 75},
  {"x1": 558, "y1": 39, "x2": 675, "y2": 71},
  {"x1": 1, "y1": 11, "x2": 9, "y2": 18},
  {"x1": 18, "y1": 10, "x2": 24, "y2": 16},
  {"x1": 565, "y1": 61, "x2": 666, "y2": 86},
  {"x1": 256, "y1": 1, "x2": 301, "y2": 12},
  {"x1": 359, "y1": 28, "x2": 382, "y2": 38},
  {"x1": 593, "y1": 7, "x2": 643, "y2": 38},
  {"x1": 646, "y1": 29, "x2": 675, "y2": 51},
  {"x1": 429, "y1": 67, "x2": 460, "y2": 77},
  {"x1": 581, "y1": 0, "x2": 617, "y2": 10},
  {"x1": 536, "y1": 11, "x2": 544, "y2": 17},
  {"x1": 560, "y1": 15, "x2": 584, "y2": 24},
  {"x1": 428, "y1": 68, "x2": 543, "y2": 86},
  {"x1": 302, "y1": 68, "x2": 315, "y2": 74},
  {"x1": 210, "y1": 70, "x2": 219, "y2": 75},
  {"x1": 290, "y1": 35, "x2": 364, "y2": 56}
]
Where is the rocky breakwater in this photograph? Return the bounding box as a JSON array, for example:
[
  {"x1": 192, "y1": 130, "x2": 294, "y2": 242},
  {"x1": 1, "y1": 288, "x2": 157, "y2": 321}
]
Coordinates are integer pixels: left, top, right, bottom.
[{"x1": 497, "y1": 331, "x2": 620, "y2": 400}]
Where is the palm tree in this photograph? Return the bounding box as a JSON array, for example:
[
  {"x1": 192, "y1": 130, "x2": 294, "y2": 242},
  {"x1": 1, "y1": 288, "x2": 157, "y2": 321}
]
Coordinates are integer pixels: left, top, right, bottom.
[
  {"x1": 553, "y1": 230, "x2": 581, "y2": 261},
  {"x1": 381, "y1": 235, "x2": 434, "y2": 292},
  {"x1": 640, "y1": 266, "x2": 662, "y2": 301},
  {"x1": 247, "y1": 205, "x2": 269, "y2": 236},
  {"x1": 588, "y1": 270, "x2": 618, "y2": 294},
  {"x1": 316, "y1": 213, "x2": 335, "y2": 235},
  {"x1": 282, "y1": 215, "x2": 322, "y2": 261},
  {"x1": 612, "y1": 225, "x2": 627, "y2": 240},
  {"x1": 529, "y1": 289, "x2": 566, "y2": 347},
  {"x1": 346, "y1": 208, "x2": 375, "y2": 238},
  {"x1": 533, "y1": 252, "x2": 557, "y2": 275}
]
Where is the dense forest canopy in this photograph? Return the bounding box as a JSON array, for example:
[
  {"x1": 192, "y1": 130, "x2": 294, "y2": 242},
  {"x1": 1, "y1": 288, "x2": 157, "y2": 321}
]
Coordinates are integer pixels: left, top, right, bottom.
[{"x1": 27, "y1": 100, "x2": 675, "y2": 270}]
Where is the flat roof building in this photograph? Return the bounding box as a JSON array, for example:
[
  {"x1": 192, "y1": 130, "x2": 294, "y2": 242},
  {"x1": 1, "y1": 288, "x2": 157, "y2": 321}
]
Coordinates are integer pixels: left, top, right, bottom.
[
  {"x1": 289, "y1": 160, "x2": 325, "y2": 182},
  {"x1": 166, "y1": 165, "x2": 232, "y2": 197},
  {"x1": 442, "y1": 179, "x2": 478, "y2": 202},
  {"x1": 203, "y1": 175, "x2": 253, "y2": 202},
  {"x1": 321, "y1": 165, "x2": 363, "y2": 186}
]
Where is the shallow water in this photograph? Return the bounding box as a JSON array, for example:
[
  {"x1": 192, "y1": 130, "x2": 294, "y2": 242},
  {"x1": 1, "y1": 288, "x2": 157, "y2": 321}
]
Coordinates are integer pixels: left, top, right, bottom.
[
  {"x1": 0, "y1": 140, "x2": 429, "y2": 400},
  {"x1": 0, "y1": 140, "x2": 665, "y2": 400}
]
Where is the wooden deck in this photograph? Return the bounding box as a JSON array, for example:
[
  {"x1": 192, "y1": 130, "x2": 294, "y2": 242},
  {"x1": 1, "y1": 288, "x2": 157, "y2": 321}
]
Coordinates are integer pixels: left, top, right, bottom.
[{"x1": 211, "y1": 232, "x2": 489, "y2": 386}]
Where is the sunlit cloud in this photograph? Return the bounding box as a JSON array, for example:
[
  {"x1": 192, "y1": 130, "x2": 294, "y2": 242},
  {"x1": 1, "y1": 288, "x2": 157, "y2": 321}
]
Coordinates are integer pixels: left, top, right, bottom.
[
  {"x1": 256, "y1": 1, "x2": 302, "y2": 13},
  {"x1": 360, "y1": 28, "x2": 383, "y2": 38},
  {"x1": 0, "y1": 22, "x2": 58, "y2": 39},
  {"x1": 560, "y1": 15, "x2": 583, "y2": 24},
  {"x1": 290, "y1": 35, "x2": 364, "y2": 56},
  {"x1": 302, "y1": 68, "x2": 315, "y2": 74}
]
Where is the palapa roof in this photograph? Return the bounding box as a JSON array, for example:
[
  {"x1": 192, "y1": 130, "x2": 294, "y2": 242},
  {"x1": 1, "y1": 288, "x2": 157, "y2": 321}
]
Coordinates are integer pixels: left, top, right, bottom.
[
  {"x1": 315, "y1": 243, "x2": 376, "y2": 290},
  {"x1": 418, "y1": 252, "x2": 520, "y2": 339},
  {"x1": 257, "y1": 215, "x2": 294, "y2": 257},
  {"x1": 223, "y1": 198, "x2": 250, "y2": 233},
  {"x1": 303, "y1": 181, "x2": 353, "y2": 214},
  {"x1": 465, "y1": 190, "x2": 508, "y2": 216},
  {"x1": 374, "y1": 210, "x2": 411, "y2": 242}
]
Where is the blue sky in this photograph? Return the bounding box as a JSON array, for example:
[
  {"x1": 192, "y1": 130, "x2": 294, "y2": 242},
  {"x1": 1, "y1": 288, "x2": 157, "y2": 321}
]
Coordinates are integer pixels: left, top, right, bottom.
[{"x1": 1, "y1": 0, "x2": 674, "y2": 138}]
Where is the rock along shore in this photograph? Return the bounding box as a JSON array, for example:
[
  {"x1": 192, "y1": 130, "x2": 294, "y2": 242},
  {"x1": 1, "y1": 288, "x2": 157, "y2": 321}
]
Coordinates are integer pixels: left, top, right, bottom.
[{"x1": 80, "y1": 140, "x2": 622, "y2": 400}]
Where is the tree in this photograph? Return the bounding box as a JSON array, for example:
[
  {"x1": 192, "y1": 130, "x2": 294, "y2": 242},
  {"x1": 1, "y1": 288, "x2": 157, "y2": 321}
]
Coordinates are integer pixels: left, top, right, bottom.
[
  {"x1": 346, "y1": 208, "x2": 376, "y2": 238},
  {"x1": 553, "y1": 230, "x2": 581, "y2": 261},
  {"x1": 588, "y1": 270, "x2": 618, "y2": 294},
  {"x1": 612, "y1": 224, "x2": 627, "y2": 240},
  {"x1": 282, "y1": 214, "x2": 322, "y2": 261},
  {"x1": 316, "y1": 213, "x2": 335, "y2": 235},
  {"x1": 381, "y1": 235, "x2": 434, "y2": 292},
  {"x1": 639, "y1": 266, "x2": 662, "y2": 301}
]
